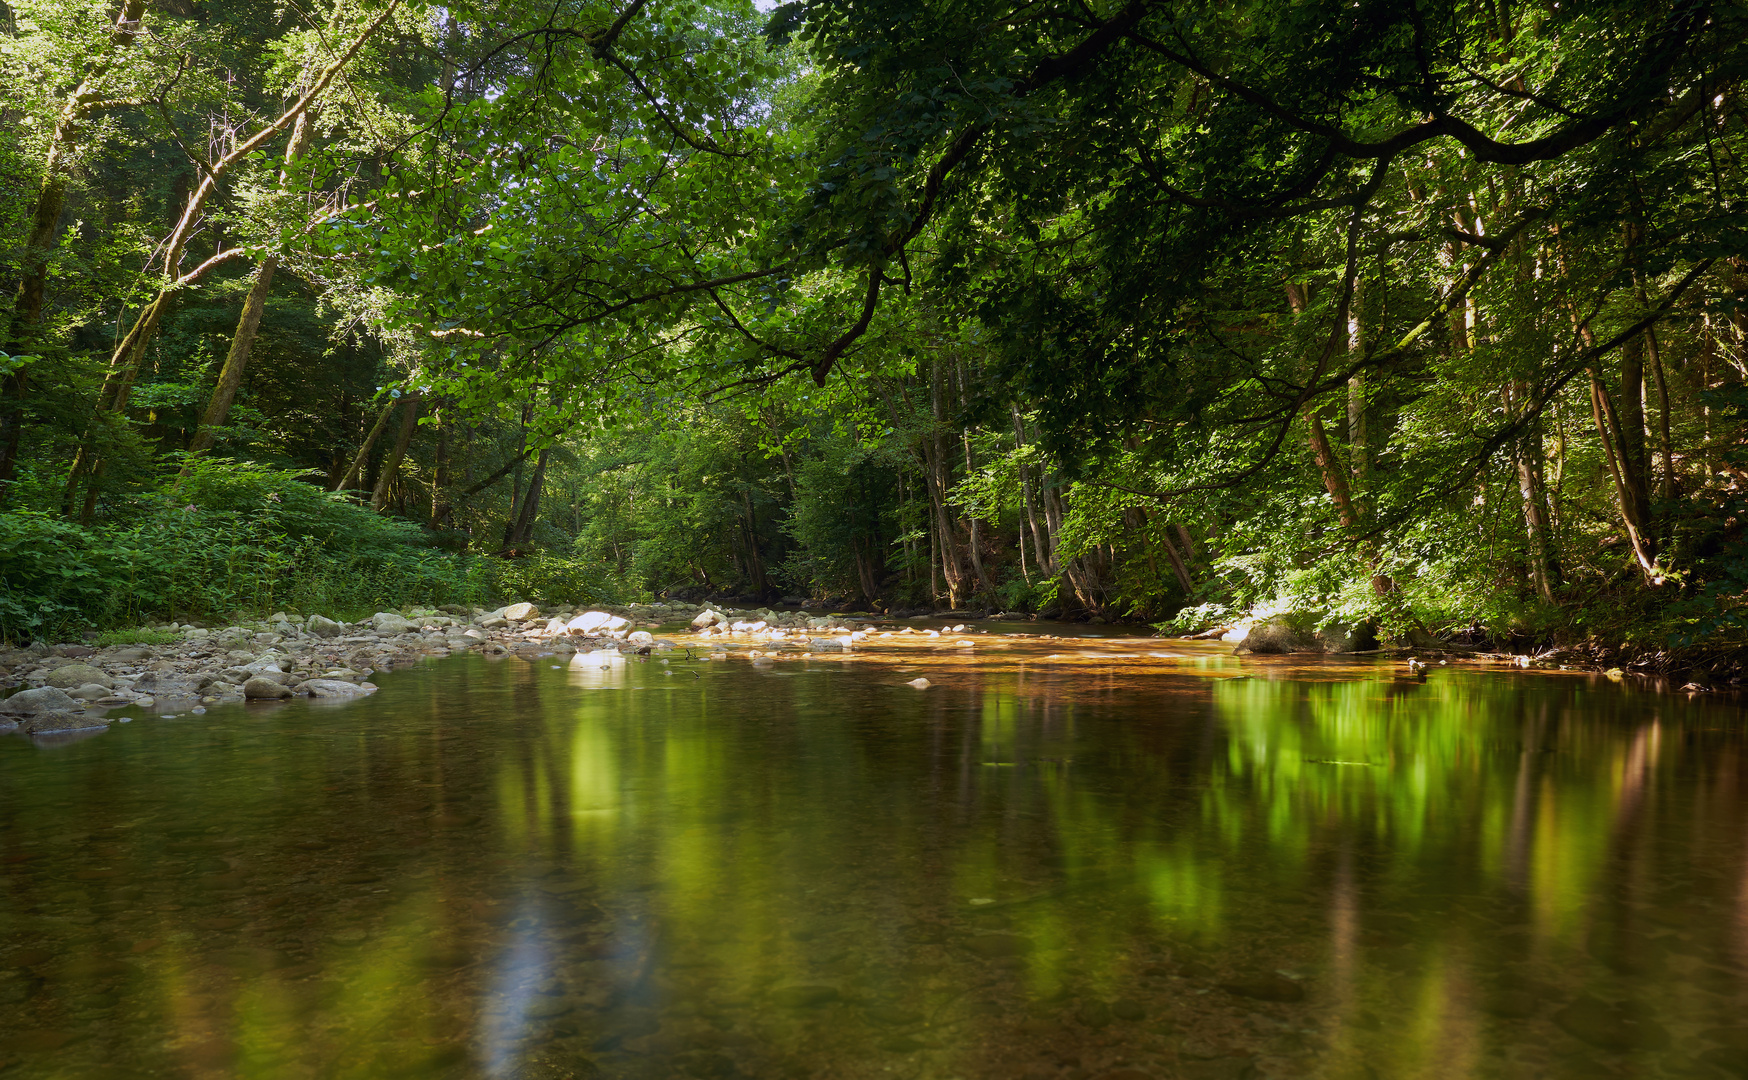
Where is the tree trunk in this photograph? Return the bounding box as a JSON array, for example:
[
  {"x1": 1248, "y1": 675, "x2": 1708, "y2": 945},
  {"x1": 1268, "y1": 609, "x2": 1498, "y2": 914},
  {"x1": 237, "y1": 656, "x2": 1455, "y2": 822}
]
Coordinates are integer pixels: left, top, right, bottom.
[
  {"x1": 8, "y1": 0, "x2": 148, "y2": 346},
  {"x1": 1509, "y1": 382, "x2": 1561, "y2": 603},
  {"x1": 62, "y1": 0, "x2": 403, "y2": 510},
  {"x1": 1347, "y1": 279, "x2": 1368, "y2": 496},
  {"x1": 185, "y1": 111, "x2": 316, "y2": 457},
  {"x1": 430, "y1": 407, "x2": 449, "y2": 527},
  {"x1": 1012, "y1": 406, "x2": 1052, "y2": 575},
  {"x1": 503, "y1": 447, "x2": 549, "y2": 549},
  {"x1": 372, "y1": 392, "x2": 421, "y2": 512},
  {"x1": 1588, "y1": 371, "x2": 1659, "y2": 584},
  {"x1": 962, "y1": 429, "x2": 995, "y2": 597},
  {"x1": 335, "y1": 397, "x2": 398, "y2": 492},
  {"x1": 1305, "y1": 407, "x2": 1362, "y2": 536}
]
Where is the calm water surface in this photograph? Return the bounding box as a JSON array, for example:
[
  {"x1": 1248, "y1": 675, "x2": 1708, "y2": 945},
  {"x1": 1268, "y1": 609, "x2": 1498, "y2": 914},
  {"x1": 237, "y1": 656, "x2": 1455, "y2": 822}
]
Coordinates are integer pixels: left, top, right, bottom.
[{"x1": 2, "y1": 632, "x2": 1746, "y2": 1080}]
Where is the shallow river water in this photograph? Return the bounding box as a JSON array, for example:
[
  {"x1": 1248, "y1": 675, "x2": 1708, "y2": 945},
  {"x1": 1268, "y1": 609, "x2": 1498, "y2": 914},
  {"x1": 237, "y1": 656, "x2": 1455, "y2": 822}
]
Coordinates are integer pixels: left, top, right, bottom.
[{"x1": 2, "y1": 629, "x2": 1746, "y2": 1080}]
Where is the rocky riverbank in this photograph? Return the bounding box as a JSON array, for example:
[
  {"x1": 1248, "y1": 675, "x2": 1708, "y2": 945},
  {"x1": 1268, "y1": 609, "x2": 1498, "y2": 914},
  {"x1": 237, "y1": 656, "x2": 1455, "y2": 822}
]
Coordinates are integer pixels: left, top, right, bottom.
[{"x1": 0, "y1": 600, "x2": 886, "y2": 737}]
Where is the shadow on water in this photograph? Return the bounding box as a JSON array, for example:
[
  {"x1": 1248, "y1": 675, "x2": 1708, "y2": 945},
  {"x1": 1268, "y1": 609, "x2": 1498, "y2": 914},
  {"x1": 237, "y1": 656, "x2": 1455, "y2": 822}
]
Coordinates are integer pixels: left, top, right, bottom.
[{"x1": 1, "y1": 636, "x2": 1745, "y2": 1079}]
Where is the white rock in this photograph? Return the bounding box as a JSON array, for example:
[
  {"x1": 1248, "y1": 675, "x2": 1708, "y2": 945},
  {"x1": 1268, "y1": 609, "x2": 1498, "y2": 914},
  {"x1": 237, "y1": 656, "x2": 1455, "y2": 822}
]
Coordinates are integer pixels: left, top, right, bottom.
[
  {"x1": 628, "y1": 631, "x2": 655, "y2": 646},
  {"x1": 568, "y1": 611, "x2": 612, "y2": 634},
  {"x1": 543, "y1": 618, "x2": 569, "y2": 636},
  {"x1": 503, "y1": 602, "x2": 539, "y2": 621},
  {"x1": 690, "y1": 609, "x2": 725, "y2": 629},
  {"x1": 907, "y1": 678, "x2": 931, "y2": 689}
]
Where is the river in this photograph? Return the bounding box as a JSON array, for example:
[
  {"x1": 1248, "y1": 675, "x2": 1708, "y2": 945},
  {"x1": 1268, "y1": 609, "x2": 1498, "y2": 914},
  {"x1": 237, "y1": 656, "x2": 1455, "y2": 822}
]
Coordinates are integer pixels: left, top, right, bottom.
[{"x1": 2, "y1": 629, "x2": 1745, "y2": 1079}]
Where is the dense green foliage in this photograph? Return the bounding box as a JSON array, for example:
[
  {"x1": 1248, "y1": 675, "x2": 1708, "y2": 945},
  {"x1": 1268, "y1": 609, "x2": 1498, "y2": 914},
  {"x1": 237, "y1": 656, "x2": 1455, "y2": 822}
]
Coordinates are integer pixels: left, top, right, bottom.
[{"x1": 3, "y1": 0, "x2": 1747, "y2": 655}]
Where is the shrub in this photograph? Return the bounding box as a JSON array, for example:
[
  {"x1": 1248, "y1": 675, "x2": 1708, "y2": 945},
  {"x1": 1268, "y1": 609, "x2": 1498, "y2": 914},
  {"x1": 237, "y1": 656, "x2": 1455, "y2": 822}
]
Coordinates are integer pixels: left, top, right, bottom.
[{"x1": 0, "y1": 458, "x2": 624, "y2": 641}]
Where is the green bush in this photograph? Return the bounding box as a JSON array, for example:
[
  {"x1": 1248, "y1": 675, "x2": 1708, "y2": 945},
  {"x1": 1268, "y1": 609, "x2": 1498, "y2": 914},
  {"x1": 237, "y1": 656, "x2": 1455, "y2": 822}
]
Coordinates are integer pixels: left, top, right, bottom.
[{"x1": 0, "y1": 458, "x2": 623, "y2": 642}]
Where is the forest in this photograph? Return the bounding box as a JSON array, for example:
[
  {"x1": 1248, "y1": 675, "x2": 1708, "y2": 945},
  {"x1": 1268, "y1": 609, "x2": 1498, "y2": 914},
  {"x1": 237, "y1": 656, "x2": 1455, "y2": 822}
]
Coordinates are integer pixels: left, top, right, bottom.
[{"x1": 3, "y1": 0, "x2": 1746, "y2": 656}]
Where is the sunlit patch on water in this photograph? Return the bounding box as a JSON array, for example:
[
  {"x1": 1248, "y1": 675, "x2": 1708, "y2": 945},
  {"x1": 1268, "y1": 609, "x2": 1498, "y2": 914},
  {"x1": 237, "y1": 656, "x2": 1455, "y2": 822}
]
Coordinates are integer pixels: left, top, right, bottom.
[{"x1": 0, "y1": 632, "x2": 1745, "y2": 1078}]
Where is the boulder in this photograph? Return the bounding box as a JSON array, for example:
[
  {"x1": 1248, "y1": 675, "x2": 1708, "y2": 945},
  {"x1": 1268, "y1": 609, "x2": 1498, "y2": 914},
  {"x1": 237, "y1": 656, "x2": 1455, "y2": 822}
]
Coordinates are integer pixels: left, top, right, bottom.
[
  {"x1": 479, "y1": 617, "x2": 509, "y2": 629},
  {"x1": 1316, "y1": 620, "x2": 1379, "y2": 653},
  {"x1": 503, "y1": 602, "x2": 539, "y2": 621},
  {"x1": 691, "y1": 609, "x2": 726, "y2": 629},
  {"x1": 68, "y1": 683, "x2": 113, "y2": 701},
  {"x1": 243, "y1": 676, "x2": 293, "y2": 700},
  {"x1": 627, "y1": 631, "x2": 655, "y2": 646},
  {"x1": 371, "y1": 612, "x2": 414, "y2": 635},
  {"x1": 306, "y1": 615, "x2": 345, "y2": 638},
  {"x1": 300, "y1": 679, "x2": 374, "y2": 699},
  {"x1": 107, "y1": 647, "x2": 151, "y2": 663},
  {"x1": 543, "y1": 618, "x2": 569, "y2": 636},
  {"x1": 22, "y1": 712, "x2": 109, "y2": 735},
  {"x1": 0, "y1": 686, "x2": 80, "y2": 715},
  {"x1": 568, "y1": 611, "x2": 613, "y2": 635},
  {"x1": 1235, "y1": 615, "x2": 1315, "y2": 655},
  {"x1": 44, "y1": 663, "x2": 114, "y2": 690}
]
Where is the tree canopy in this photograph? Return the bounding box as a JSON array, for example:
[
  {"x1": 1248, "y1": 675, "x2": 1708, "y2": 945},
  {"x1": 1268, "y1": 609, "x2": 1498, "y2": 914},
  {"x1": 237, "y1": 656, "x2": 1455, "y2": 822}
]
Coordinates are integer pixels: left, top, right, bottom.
[{"x1": 4, "y1": 0, "x2": 1748, "y2": 654}]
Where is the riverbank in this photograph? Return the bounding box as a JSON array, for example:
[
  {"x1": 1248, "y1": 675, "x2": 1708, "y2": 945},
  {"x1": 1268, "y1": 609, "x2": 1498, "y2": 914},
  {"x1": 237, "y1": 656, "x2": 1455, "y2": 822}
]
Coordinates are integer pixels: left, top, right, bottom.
[
  {"x1": 0, "y1": 600, "x2": 901, "y2": 736},
  {"x1": 5, "y1": 599, "x2": 1738, "y2": 739}
]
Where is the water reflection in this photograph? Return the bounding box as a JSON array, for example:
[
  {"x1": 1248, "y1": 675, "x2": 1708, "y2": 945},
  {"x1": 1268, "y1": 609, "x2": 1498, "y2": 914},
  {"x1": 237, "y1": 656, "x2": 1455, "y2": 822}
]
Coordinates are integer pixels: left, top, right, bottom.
[{"x1": 0, "y1": 640, "x2": 1744, "y2": 1079}]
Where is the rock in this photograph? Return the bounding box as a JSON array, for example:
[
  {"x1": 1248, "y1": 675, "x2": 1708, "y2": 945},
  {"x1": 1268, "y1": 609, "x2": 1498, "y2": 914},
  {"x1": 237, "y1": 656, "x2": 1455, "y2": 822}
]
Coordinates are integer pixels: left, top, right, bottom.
[
  {"x1": 1315, "y1": 619, "x2": 1379, "y2": 653},
  {"x1": 107, "y1": 647, "x2": 151, "y2": 663},
  {"x1": 306, "y1": 615, "x2": 344, "y2": 638},
  {"x1": 243, "y1": 676, "x2": 293, "y2": 700},
  {"x1": 22, "y1": 712, "x2": 109, "y2": 734},
  {"x1": 301, "y1": 680, "x2": 375, "y2": 699},
  {"x1": 480, "y1": 617, "x2": 509, "y2": 629},
  {"x1": 44, "y1": 663, "x2": 115, "y2": 690},
  {"x1": 543, "y1": 618, "x2": 569, "y2": 636},
  {"x1": 568, "y1": 611, "x2": 613, "y2": 635},
  {"x1": 1234, "y1": 615, "x2": 1314, "y2": 655},
  {"x1": 691, "y1": 609, "x2": 726, "y2": 628},
  {"x1": 503, "y1": 602, "x2": 539, "y2": 621},
  {"x1": 907, "y1": 678, "x2": 931, "y2": 689},
  {"x1": 0, "y1": 686, "x2": 80, "y2": 715},
  {"x1": 628, "y1": 631, "x2": 655, "y2": 646},
  {"x1": 370, "y1": 612, "x2": 413, "y2": 635},
  {"x1": 0, "y1": 718, "x2": 15, "y2": 734},
  {"x1": 1551, "y1": 996, "x2": 1670, "y2": 1051},
  {"x1": 68, "y1": 683, "x2": 112, "y2": 701}
]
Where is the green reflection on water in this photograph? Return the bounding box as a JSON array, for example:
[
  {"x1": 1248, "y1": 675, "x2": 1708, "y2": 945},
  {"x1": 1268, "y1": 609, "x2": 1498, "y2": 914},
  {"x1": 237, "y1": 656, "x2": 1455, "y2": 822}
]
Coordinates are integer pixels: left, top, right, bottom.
[{"x1": 0, "y1": 645, "x2": 1744, "y2": 1080}]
